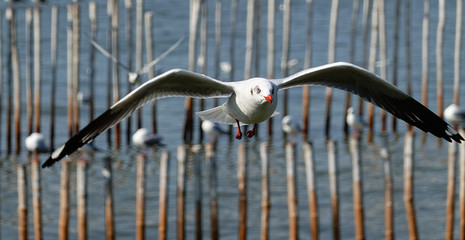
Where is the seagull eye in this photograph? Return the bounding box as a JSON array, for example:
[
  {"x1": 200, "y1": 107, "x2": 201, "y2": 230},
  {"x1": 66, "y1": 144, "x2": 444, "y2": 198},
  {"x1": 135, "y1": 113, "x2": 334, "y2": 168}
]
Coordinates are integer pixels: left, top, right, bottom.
[{"x1": 254, "y1": 86, "x2": 261, "y2": 94}]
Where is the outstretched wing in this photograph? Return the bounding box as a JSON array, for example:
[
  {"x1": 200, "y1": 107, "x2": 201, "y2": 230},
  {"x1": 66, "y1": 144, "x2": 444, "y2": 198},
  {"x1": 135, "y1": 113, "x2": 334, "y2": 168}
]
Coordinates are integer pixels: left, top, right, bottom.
[
  {"x1": 271, "y1": 62, "x2": 463, "y2": 143},
  {"x1": 43, "y1": 69, "x2": 233, "y2": 168}
]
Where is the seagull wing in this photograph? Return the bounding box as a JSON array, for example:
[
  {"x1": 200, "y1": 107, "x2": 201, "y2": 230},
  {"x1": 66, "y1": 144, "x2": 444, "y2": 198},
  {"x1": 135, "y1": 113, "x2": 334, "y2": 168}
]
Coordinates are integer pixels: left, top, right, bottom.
[
  {"x1": 271, "y1": 62, "x2": 463, "y2": 143},
  {"x1": 90, "y1": 39, "x2": 131, "y2": 72},
  {"x1": 138, "y1": 35, "x2": 185, "y2": 75},
  {"x1": 43, "y1": 69, "x2": 234, "y2": 168}
]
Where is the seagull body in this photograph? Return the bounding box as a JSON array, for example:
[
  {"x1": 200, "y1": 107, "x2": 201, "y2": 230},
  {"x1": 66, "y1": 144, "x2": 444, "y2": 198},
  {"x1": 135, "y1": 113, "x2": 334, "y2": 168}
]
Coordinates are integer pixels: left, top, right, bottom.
[
  {"x1": 346, "y1": 107, "x2": 366, "y2": 137},
  {"x1": 132, "y1": 128, "x2": 163, "y2": 148},
  {"x1": 43, "y1": 62, "x2": 464, "y2": 168},
  {"x1": 444, "y1": 104, "x2": 465, "y2": 124},
  {"x1": 25, "y1": 132, "x2": 49, "y2": 153},
  {"x1": 202, "y1": 120, "x2": 228, "y2": 138}
]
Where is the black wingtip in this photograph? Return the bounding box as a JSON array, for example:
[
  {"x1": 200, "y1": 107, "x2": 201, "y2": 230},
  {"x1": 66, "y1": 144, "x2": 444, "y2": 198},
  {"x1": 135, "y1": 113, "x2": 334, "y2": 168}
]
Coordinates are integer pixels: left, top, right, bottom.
[{"x1": 41, "y1": 157, "x2": 56, "y2": 168}]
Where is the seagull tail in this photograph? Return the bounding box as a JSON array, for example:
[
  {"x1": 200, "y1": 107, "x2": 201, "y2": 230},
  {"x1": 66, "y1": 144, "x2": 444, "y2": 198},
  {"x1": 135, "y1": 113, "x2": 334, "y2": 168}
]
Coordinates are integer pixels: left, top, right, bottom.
[{"x1": 196, "y1": 105, "x2": 236, "y2": 125}]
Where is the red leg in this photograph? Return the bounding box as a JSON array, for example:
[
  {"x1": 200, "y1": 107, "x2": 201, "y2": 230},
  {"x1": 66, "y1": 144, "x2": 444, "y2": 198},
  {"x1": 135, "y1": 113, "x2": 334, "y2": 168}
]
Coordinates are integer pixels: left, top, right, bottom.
[
  {"x1": 246, "y1": 124, "x2": 257, "y2": 138},
  {"x1": 235, "y1": 120, "x2": 243, "y2": 139}
]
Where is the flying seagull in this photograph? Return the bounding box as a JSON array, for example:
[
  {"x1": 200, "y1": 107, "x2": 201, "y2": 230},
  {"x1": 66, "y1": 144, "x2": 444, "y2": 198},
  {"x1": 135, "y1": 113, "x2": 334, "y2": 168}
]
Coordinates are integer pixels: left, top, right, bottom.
[
  {"x1": 90, "y1": 35, "x2": 185, "y2": 84},
  {"x1": 42, "y1": 62, "x2": 464, "y2": 168}
]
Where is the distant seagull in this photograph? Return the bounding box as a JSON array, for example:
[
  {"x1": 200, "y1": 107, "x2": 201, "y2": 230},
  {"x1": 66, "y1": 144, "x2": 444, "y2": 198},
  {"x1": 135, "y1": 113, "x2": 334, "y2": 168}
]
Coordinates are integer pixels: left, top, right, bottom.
[
  {"x1": 282, "y1": 115, "x2": 301, "y2": 142},
  {"x1": 25, "y1": 132, "x2": 49, "y2": 153},
  {"x1": 43, "y1": 62, "x2": 464, "y2": 167},
  {"x1": 132, "y1": 128, "x2": 164, "y2": 148},
  {"x1": 444, "y1": 104, "x2": 465, "y2": 124},
  {"x1": 202, "y1": 120, "x2": 228, "y2": 143},
  {"x1": 346, "y1": 107, "x2": 366, "y2": 137},
  {"x1": 91, "y1": 35, "x2": 185, "y2": 84}
]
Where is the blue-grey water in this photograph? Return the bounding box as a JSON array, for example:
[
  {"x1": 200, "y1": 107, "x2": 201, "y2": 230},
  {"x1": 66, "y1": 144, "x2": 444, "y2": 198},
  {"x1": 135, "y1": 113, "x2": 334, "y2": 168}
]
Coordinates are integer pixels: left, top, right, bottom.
[{"x1": 0, "y1": 0, "x2": 462, "y2": 239}]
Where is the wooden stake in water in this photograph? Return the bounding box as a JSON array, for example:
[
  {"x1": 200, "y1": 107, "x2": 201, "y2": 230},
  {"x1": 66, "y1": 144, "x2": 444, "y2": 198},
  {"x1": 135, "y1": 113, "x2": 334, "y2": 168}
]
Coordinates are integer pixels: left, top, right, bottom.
[
  {"x1": 59, "y1": 160, "x2": 70, "y2": 240},
  {"x1": 135, "y1": 0, "x2": 144, "y2": 129},
  {"x1": 238, "y1": 143, "x2": 248, "y2": 240},
  {"x1": 177, "y1": 145, "x2": 188, "y2": 240},
  {"x1": 421, "y1": 0, "x2": 430, "y2": 143},
  {"x1": 124, "y1": 0, "x2": 133, "y2": 144},
  {"x1": 9, "y1": 7, "x2": 21, "y2": 154},
  {"x1": 110, "y1": 0, "x2": 121, "y2": 148},
  {"x1": 135, "y1": 153, "x2": 146, "y2": 240},
  {"x1": 459, "y1": 129, "x2": 465, "y2": 240},
  {"x1": 103, "y1": 156, "x2": 115, "y2": 240},
  {"x1": 0, "y1": 10, "x2": 3, "y2": 152},
  {"x1": 88, "y1": 2, "x2": 97, "y2": 122},
  {"x1": 454, "y1": 0, "x2": 463, "y2": 106},
  {"x1": 327, "y1": 140, "x2": 339, "y2": 240},
  {"x1": 159, "y1": 151, "x2": 170, "y2": 240},
  {"x1": 33, "y1": 7, "x2": 41, "y2": 133},
  {"x1": 50, "y1": 5, "x2": 58, "y2": 150},
  {"x1": 378, "y1": 0, "x2": 387, "y2": 133},
  {"x1": 367, "y1": 0, "x2": 378, "y2": 143},
  {"x1": 302, "y1": 0, "x2": 314, "y2": 140},
  {"x1": 26, "y1": 8, "x2": 33, "y2": 135},
  {"x1": 436, "y1": 0, "x2": 445, "y2": 122},
  {"x1": 349, "y1": 137, "x2": 365, "y2": 240},
  {"x1": 17, "y1": 164, "x2": 28, "y2": 240},
  {"x1": 66, "y1": 5, "x2": 74, "y2": 138},
  {"x1": 391, "y1": 0, "x2": 401, "y2": 133},
  {"x1": 77, "y1": 157, "x2": 88, "y2": 240},
  {"x1": 403, "y1": 130, "x2": 418, "y2": 239},
  {"x1": 6, "y1": 8, "x2": 12, "y2": 154},
  {"x1": 71, "y1": 4, "x2": 80, "y2": 134},
  {"x1": 286, "y1": 143, "x2": 299, "y2": 239},
  {"x1": 206, "y1": 143, "x2": 219, "y2": 240},
  {"x1": 446, "y1": 142, "x2": 457, "y2": 240},
  {"x1": 303, "y1": 142, "x2": 319, "y2": 239},
  {"x1": 325, "y1": 0, "x2": 339, "y2": 137},
  {"x1": 144, "y1": 12, "x2": 158, "y2": 134},
  {"x1": 381, "y1": 134, "x2": 394, "y2": 240},
  {"x1": 281, "y1": 0, "x2": 291, "y2": 117},
  {"x1": 259, "y1": 142, "x2": 270, "y2": 240},
  {"x1": 31, "y1": 154, "x2": 42, "y2": 240},
  {"x1": 193, "y1": 146, "x2": 202, "y2": 240}
]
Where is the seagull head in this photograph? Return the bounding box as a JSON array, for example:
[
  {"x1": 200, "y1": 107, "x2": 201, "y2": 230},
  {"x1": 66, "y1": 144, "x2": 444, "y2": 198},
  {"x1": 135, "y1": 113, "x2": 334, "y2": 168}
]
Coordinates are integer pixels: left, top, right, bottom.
[{"x1": 249, "y1": 78, "x2": 277, "y2": 105}]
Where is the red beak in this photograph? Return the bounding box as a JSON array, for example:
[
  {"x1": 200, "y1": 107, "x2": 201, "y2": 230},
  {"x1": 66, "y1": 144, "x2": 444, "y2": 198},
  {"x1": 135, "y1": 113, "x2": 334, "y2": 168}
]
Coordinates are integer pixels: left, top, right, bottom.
[{"x1": 264, "y1": 94, "x2": 273, "y2": 103}]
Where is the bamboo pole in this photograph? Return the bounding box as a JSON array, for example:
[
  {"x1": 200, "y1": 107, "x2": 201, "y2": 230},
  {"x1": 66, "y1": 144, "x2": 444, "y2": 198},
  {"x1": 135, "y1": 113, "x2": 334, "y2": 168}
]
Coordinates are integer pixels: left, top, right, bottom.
[
  {"x1": 50, "y1": 5, "x2": 58, "y2": 150},
  {"x1": 89, "y1": 2, "x2": 97, "y2": 122},
  {"x1": 421, "y1": 0, "x2": 430, "y2": 143},
  {"x1": 135, "y1": 153, "x2": 146, "y2": 240},
  {"x1": 253, "y1": 0, "x2": 261, "y2": 79},
  {"x1": 359, "y1": 0, "x2": 371, "y2": 116},
  {"x1": 184, "y1": 0, "x2": 201, "y2": 143},
  {"x1": 104, "y1": 156, "x2": 114, "y2": 240},
  {"x1": 177, "y1": 145, "x2": 187, "y2": 240},
  {"x1": 26, "y1": 8, "x2": 33, "y2": 135},
  {"x1": 31, "y1": 154, "x2": 42, "y2": 240},
  {"x1": 378, "y1": 0, "x2": 387, "y2": 133},
  {"x1": 0, "y1": 10, "x2": 3, "y2": 152},
  {"x1": 238, "y1": 143, "x2": 248, "y2": 240},
  {"x1": 213, "y1": 0, "x2": 222, "y2": 108},
  {"x1": 302, "y1": 0, "x2": 313, "y2": 140},
  {"x1": 59, "y1": 160, "x2": 70, "y2": 240},
  {"x1": 381, "y1": 134, "x2": 394, "y2": 240},
  {"x1": 110, "y1": 0, "x2": 120, "y2": 148},
  {"x1": 144, "y1": 12, "x2": 158, "y2": 134},
  {"x1": 343, "y1": 0, "x2": 360, "y2": 137},
  {"x1": 6, "y1": 8, "x2": 12, "y2": 154},
  {"x1": 349, "y1": 137, "x2": 364, "y2": 240},
  {"x1": 9, "y1": 7, "x2": 21, "y2": 154},
  {"x1": 17, "y1": 164, "x2": 27, "y2": 240},
  {"x1": 459, "y1": 129, "x2": 465, "y2": 240},
  {"x1": 159, "y1": 151, "x2": 169, "y2": 240},
  {"x1": 198, "y1": 1, "x2": 207, "y2": 142},
  {"x1": 281, "y1": 0, "x2": 291, "y2": 117},
  {"x1": 125, "y1": 0, "x2": 133, "y2": 144},
  {"x1": 367, "y1": 0, "x2": 378, "y2": 143},
  {"x1": 77, "y1": 157, "x2": 88, "y2": 240},
  {"x1": 404, "y1": 0, "x2": 413, "y2": 132},
  {"x1": 33, "y1": 7, "x2": 41, "y2": 133},
  {"x1": 72, "y1": 4, "x2": 80, "y2": 134},
  {"x1": 436, "y1": 0, "x2": 445, "y2": 121},
  {"x1": 327, "y1": 139, "x2": 339, "y2": 240},
  {"x1": 454, "y1": 0, "x2": 462, "y2": 106},
  {"x1": 303, "y1": 142, "x2": 319, "y2": 239},
  {"x1": 325, "y1": 0, "x2": 339, "y2": 137},
  {"x1": 391, "y1": 0, "x2": 401, "y2": 133},
  {"x1": 193, "y1": 146, "x2": 202, "y2": 240},
  {"x1": 135, "y1": 0, "x2": 143, "y2": 129},
  {"x1": 446, "y1": 142, "x2": 457, "y2": 240},
  {"x1": 286, "y1": 143, "x2": 299, "y2": 239},
  {"x1": 259, "y1": 142, "x2": 270, "y2": 240},
  {"x1": 403, "y1": 130, "x2": 418, "y2": 240},
  {"x1": 266, "y1": 0, "x2": 276, "y2": 136},
  {"x1": 206, "y1": 143, "x2": 219, "y2": 240},
  {"x1": 106, "y1": 0, "x2": 113, "y2": 145},
  {"x1": 67, "y1": 5, "x2": 74, "y2": 138},
  {"x1": 244, "y1": 0, "x2": 255, "y2": 80}
]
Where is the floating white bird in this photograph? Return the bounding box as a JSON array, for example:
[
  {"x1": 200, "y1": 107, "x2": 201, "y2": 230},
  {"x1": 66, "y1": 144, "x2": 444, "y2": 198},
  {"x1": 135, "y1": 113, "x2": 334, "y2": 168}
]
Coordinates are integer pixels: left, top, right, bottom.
[
  {"x1": 202, "y1": 120, "x2": 228, "y2": 143},
  {"x1": 25, "y1": 132, "x2": 49, "y2": 153},
  {"x1": 91, "y1": 35, "x2": 185, "y2": 84},
  {"x1": 282, "y1": 115, "x2": 301, "y2": 136},
  {"x1": 132, "y1": 128, "x2": 164, "y2": 148},
  {"x1": 42, "y1": 62, "x2": 464, "y2": 168},
  {"x1": 346, "y1": 107, "x2": 366, "y2": 137},
  {"x1": 444, "y1": 104, "x2": 465, "y2": 125}
]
